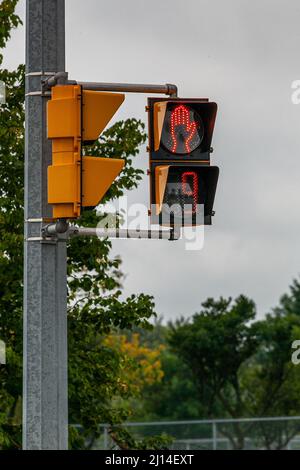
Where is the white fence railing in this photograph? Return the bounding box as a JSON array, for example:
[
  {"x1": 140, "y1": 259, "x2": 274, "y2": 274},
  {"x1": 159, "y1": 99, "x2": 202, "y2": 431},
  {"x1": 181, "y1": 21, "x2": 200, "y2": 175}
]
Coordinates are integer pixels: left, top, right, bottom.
[{"x1": 94, "y1": 416, "x2": 300, "y2": 450}]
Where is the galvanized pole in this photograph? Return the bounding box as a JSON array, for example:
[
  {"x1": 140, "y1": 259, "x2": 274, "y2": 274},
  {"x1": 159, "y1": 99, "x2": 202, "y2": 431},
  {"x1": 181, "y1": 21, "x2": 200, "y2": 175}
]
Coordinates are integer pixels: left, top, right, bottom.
[{"x1": 23, "y1": 0, "x2": 68, "y2": 449}]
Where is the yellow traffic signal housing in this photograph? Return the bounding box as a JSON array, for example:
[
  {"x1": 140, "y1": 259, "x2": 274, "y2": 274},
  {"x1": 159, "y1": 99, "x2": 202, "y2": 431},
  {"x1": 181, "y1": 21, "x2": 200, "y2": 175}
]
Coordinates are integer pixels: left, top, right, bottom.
[
  {"x1": 147, "y1": 97, "x2": 219, "y2": 226},
  {"x1": 47, "y1": 85, "x2": 125, "y2": 219}
]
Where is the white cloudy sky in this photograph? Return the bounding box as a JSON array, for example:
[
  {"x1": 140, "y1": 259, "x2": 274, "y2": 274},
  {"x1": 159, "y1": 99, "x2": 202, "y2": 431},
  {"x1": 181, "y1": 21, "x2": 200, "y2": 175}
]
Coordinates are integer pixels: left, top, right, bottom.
[{"x1": 4, "y1": 0, "x2": 300, "y2": 320}]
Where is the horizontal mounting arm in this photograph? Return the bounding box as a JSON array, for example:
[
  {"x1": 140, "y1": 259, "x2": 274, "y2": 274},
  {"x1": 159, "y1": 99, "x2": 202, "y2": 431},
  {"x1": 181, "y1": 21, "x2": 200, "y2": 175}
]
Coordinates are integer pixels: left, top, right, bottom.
[
  {"x1": 42, "y1": 222, "x2": 181, "y2": 241},
  {"x1": 78, "y1": 82, "x2": 178, "y2": 97},
  {"x1": 42, "y1": 72, "x2": 178, "y2": 97}
]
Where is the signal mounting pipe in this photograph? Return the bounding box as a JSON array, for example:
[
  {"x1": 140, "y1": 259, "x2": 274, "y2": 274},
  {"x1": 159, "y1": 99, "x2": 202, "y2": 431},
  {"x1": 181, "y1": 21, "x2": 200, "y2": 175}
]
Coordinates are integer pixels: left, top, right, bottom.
[
  {"x1": 42, "y1": 72, "x2": 178, "y2": 97},
  {"x1": 42, "y1": 222, "x2": 181, "y2": 241},
  {"x1": 77, "y1": 82, "x2": 178, "y2": 97}
]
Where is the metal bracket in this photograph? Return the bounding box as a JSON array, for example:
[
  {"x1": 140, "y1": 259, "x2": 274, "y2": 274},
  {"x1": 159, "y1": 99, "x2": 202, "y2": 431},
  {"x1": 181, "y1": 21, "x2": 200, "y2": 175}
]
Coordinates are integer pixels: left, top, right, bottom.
[
  {"x1": 25, "y1": 218, "x2": 44, "y2": 223},
  {"x1": 25, "y1": 91, "x2": 51, "y2": 97},
  {"x1": 26, "y1": 72, "x2": 59, "y2": 97},
  {"x1": 41, "y1": 71, "x2": 71, "y2": 92},
  {"x1": 25, "y1": 72, "x2": 57, "y2": 77}
]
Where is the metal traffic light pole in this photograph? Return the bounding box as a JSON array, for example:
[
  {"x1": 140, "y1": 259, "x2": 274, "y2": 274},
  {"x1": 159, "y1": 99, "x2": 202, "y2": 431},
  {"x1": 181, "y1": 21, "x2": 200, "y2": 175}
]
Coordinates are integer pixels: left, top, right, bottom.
[{"x1": 23, "y1": 0, "x2": 68, "y2": 449}]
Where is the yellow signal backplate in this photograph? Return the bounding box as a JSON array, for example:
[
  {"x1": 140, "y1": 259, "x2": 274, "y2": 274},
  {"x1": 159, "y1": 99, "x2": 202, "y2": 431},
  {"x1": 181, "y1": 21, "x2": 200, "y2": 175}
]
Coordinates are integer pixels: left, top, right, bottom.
[{"x1": 82, "y1": 91, "x2": 125, "y2": 142}]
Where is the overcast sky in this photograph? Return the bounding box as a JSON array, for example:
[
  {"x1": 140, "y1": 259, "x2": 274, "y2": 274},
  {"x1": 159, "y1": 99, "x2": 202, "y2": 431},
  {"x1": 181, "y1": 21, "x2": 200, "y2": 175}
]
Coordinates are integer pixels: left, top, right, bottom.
[{"x1": 4, "y1": 0, "x2": 300, "y2": 320}]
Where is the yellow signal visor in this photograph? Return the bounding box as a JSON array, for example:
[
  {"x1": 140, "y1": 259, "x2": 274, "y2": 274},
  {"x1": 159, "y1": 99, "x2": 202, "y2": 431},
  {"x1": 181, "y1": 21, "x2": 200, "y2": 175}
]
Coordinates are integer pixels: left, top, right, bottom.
[
  {"x1": 82, "y1": 157, "x2": 125, "y2": 207},
  {"x1": 82, "y1": 91, "x2": 125, "y2": 142},
  {"x1": 153, "y1": 102, "x2": 168, "y2": 151},
  {"x1": 155, "y1": 165, "x2": 170, "y2": 215}
]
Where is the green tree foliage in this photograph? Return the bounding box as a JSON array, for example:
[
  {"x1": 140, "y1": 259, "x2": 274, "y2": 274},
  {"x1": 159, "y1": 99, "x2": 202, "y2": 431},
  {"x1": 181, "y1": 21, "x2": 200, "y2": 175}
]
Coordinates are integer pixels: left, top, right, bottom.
[
  {"x1": 167, "y1": 292, "x2": 300, "y2": 449},
  {"x1": 0, "y1": 0, "x2": 24, "y2": 449},
  {"x1": 130, "y1": 288, "x2": 300, "y2": 449},
  {"x1": 169, "y1": 297, "x2": 258, "y2": 417},
  {"x1": 0, "y1": 0, "x2": 162, "y2": 450},
  {"x1": 0, "y1": 0, "x2": 20, "y2": 64},
  {"x1": 127, "y1": 321, "x2": 204, "y2": 422}
]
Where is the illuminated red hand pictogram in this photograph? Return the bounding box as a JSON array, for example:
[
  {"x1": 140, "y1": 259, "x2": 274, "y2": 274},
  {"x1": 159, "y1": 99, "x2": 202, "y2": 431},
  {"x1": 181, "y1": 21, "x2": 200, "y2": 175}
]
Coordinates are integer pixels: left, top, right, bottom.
[{"x1": 170, "y1": 105, "x2": 197, "y2": 153}]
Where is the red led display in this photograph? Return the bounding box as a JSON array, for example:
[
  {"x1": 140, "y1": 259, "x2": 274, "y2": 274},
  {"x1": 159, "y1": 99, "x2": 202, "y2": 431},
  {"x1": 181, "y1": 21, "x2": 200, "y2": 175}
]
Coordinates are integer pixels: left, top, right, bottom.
[
  {"x1": 181, "y1": 171, "x2": 198, "y2": 213},
  {"x1": 161, "y1": 104, "x2": 203, "y2": 155},
  {"x1": 170, "y1": 105, "x2": 197, "y2": 153}
]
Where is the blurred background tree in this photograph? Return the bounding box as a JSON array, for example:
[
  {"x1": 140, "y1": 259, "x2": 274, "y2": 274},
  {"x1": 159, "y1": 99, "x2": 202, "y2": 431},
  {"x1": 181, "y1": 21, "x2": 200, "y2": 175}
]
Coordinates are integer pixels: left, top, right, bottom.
[{"x1": 132, "y1": 288, "x2": 300, "y2": 449}]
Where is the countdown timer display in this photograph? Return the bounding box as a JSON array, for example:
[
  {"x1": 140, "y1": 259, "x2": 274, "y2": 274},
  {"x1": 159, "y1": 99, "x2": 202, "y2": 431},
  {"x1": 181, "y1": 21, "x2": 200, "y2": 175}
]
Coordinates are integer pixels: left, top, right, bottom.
[{"x1": 162, "y1": 167, "x2": 205, "y2": 218}]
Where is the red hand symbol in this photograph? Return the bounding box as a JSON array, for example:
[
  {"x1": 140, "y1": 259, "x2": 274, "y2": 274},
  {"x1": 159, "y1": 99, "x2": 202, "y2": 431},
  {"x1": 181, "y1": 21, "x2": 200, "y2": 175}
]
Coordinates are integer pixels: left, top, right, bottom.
[{"x1": 170, "y1": 105, "x2": 197, "y2": 153}]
